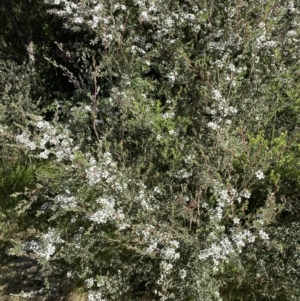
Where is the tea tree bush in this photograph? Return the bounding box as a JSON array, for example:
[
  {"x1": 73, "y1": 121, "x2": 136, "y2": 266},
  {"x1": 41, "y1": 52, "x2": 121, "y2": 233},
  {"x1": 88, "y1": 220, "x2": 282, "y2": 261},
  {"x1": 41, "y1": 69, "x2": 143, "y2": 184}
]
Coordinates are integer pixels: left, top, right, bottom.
[{"x1": 1, "y1": 0, "x2": 300, "y2": 300}]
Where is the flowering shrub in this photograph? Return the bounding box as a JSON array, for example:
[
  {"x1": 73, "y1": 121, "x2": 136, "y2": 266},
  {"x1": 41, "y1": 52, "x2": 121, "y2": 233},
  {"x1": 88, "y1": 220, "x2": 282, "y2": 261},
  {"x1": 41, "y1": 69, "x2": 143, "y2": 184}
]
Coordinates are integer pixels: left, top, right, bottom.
[{"x1": 1, "y1": 0, "x2": 300, "y2": 300}]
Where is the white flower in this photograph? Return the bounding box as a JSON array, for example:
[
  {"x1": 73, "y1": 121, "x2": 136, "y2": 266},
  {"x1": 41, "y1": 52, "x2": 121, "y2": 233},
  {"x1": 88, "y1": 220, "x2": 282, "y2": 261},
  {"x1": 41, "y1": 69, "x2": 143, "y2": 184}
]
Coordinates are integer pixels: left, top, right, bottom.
[
  {"x1": 255, "y1": 170, "x2": 265, "y2": 180},
  {"x1": 162, "y1": 112, "x2": 175, "y2": 119},
  {"x1": 140, "y1": 11, "x2": 149, "y2": 22},
  {"x1": 162, "y1": 247, "x2": 180, "y2": 260},
  {"x1": 207, "y1": 122, "x2": 220, "y2": 130},
  {"x1": 55, "y1": 194, "x2": 77, "y2": 210},
  {"x1": 28, "y1": 141, "x2": 37, "y2": 150},
  {"x1": 201, "y1": 202, "x2": 208, "y2": 208},
  {"x1": 259, "y1": 230, "x2": 269, "y2": 240},
  {"x1": 146, "y1": 241, "x2": 158, "y2": 253},
  {"x1": 179, "y1": 269, "x2": 187, "y2": 279},
  {"x1": 66, "y1": 271, "x2": 72, "y2": 278},
  {"x1": 88, "y1": 291, "x2": 105, "y2": 301},
  {"x1": 167, "y1": 72, "x2": 176, "y2": 82},
  {"x1": 89, "y1": 197, "x2": 124, "y2": 225},
  {"x1": 37, "y1": 120, "x2": 50, "y2": 129},
  {"x1": 94, "y1": 4, "x2": 103, "y2": 12},
  {"x1": 154, "y1": 187, "x2": 161, "y2": 194},
  {"x1": 287, "y1": 30, "x2": 297, "y2": 37},
  {"x1": 228, "y1": 106, "x2": 237, "y2": 114},
  {"x1": 248, "y1": 235, "x2": 255, "y2": 243},
  {"x1": 233, "y1": 218, "x2": 240, "y2": 224},
  {"x1": 39, "y1": 149, "x2": 50, "y2": 159},
  {"x1": 212, "y1": 89, "x2": 222, "y2": 100},
  {"x1": 74, "y1": 17, "x2": 84, "y2": 24},
  {"x1": 85, "y1": 278, "x2": 94, "y2": 289},
  {"x1": 26, "y1": 229, "x2": 63, "y2": 261},
  {"x1": 161, "y1": 261, "x2": 173, "y2": 272},
  {"x1": 228, "y1": 63, "x2": 236, "y2": 72},
  {"x1": 241, "y1": 189, "x2": 251, "y2": 199},
  {"x1": 170, "y1": 240, "x2": 179, "y2": 249}
]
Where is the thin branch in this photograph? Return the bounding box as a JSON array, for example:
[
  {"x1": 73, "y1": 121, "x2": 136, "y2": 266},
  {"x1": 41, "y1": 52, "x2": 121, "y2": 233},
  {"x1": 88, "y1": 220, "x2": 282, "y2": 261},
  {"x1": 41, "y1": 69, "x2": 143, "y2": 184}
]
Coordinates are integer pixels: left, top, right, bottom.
[{"x1": 23, "y1": 0, "x2": 35, "y2": 67}]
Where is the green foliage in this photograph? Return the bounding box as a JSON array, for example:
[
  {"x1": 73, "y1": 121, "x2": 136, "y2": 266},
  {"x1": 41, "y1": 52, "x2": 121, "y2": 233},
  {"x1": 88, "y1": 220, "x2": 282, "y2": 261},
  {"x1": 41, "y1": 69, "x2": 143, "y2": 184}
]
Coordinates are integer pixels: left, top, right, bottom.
[
  {"x1": 221, "y1": 222, "x2": 300, "y2": 300},
  {"x1": 0, "y1": 158, "x2": 35, "y2": 213}
]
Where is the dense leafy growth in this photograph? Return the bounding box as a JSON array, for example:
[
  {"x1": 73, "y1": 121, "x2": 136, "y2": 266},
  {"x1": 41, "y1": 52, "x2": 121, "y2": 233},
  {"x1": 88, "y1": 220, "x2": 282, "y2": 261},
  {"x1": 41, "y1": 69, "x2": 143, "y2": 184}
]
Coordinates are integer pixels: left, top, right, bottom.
[{"x1": 0, "y1": 0, "x2": 300, "y2": 300}]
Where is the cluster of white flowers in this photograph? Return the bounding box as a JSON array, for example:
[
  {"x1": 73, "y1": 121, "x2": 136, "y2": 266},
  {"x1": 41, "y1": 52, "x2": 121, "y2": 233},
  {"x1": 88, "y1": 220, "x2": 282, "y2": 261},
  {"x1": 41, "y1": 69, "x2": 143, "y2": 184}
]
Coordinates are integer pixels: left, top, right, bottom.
[
  {"x1": 54, "y1": 193, "x2": 77, "y2": 211},
  {"x1": 175, "y1": 169, "x2": 192, "y2": 179},
  {"x1": 161, "y1": 240, "x2": 180, "y2": 260},
  {"x1": 162, "y1": 112, "x2": 175, "y2": 119},
  {"x1": 40, "y1": 202, "x2": 51, "y2": 213},
  {"x1": 85, "y1": 278, "x2": 95, "y2": 289},
  {"x1": 24, "y1": 229, "x2": 63, "y2": 261},
  {"x1": 88, "y1": 290, "x2": 105, "y2": 301},
  {"x1": 131, "y1": 45, "x2": 146, "y2": 55},
  {"x1": 85, "y1": 153, "x2": 123, "y2": 189},
  {"x1": 89, "y1": 196, "x2": 125, "y2": 226},
  {"x1": 207, "y1": 121, "x2": 220, "y2": 131},
  {"x1": 156, "y1": 239, "x2": 181, "y2": 294},
  {"x1": 232, "y1": 229, "x2": 256, "y2": 250},
  {"x1": 160, "y1": 261, "x2": 173, "y2": 274},
  {"x1": 206, "y1": 88, "x2": 238, "y2": 130},
  {"x1": 15, "y1": 288, "x2": 45, "y2": 299},
  {"x1": 199, "y1": 236, "x2": 234, "y2": 264},
  {"x1": 144, "y1": 240, "x2": 158, "y2": 254},
  {"x1": 16, "y1": 117, "x2": 77, "y2": 161},
  {"x1": 184, "y1": 154, "x2": 195, "y2": 164},
  {"x1": 199, "y1": 228, "x2": 257, "y2": 273},
  {"x1": 72, "y1": 231, "x2": 83, "y2": 250},
  {"x1": 16, "y1": 132, "x2": 36, "y2": 150},
  {"x1": 212, "y1": 89, "x2": 223, "y2": 101},
  {"x1": 134, "y1": 183, "x2": 157, "y2": 211},
  {"x1": 135, "y1": 226, "x2": 181, "y2": 268},
  {"x1": 197, "y1": 180, "x2": 272, "y2": 270}
]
